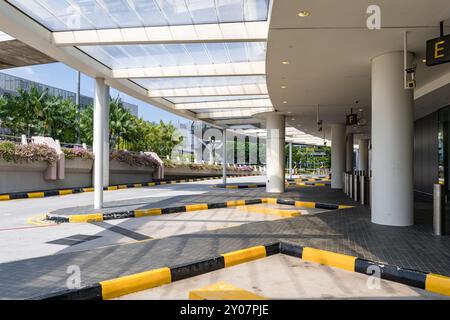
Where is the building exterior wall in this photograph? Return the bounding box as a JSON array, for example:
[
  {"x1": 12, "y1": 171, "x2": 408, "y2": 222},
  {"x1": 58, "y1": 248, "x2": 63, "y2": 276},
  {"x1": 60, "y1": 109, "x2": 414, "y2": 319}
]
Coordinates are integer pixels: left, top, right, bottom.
[{"x1": 414, "y1": 111, "x2": 439, "y2": 198}]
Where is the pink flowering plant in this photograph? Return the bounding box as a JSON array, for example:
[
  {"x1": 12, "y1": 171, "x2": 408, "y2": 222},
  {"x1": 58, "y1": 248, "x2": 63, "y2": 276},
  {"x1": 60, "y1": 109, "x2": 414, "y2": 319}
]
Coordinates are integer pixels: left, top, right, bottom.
[
  {"x1": 0, "y1": 141, "x2": 58, "y2": 164},
  {"x1": 110, "y1": 150, "x2": 159, "y2": 167},
  {"x1": 63, "y1": 147, "x2": 94, "y2": 160}
]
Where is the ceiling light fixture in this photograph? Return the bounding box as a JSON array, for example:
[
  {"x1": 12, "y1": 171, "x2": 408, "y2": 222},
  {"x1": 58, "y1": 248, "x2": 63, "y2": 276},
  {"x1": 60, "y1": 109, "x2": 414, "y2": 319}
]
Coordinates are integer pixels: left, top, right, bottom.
[
  {"x1": 281, "y1": 86, "x2": 287, "y2": 89},
  {"x1": 298, "y1": 10, "x2": 310, "y2": 17},
  {"x1": 283, "y1": 101, "x2": 287, "y2": 104},
  {"x1": 282, "y1": 61, "x2": 290, "y2": 65}
]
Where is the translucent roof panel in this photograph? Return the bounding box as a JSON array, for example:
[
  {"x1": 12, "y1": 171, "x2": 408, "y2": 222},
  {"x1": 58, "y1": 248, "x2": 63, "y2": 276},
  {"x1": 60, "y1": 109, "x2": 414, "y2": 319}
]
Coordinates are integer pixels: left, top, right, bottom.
[
  {"x1": 167, "y1": 95, "x2": 269, "y2": 104},
  {"x1": 7, "y1": 0, "x2": 270, "y2": 31},
  {"x1": 79, "y1": 42, "x2": 266, "y2": 69},
  {"x1": 134, "y1": 75, "x2": 266, "y2": 90},
  {"x1": 0, "y1": 31, "x2": 14, "y2": 42}
]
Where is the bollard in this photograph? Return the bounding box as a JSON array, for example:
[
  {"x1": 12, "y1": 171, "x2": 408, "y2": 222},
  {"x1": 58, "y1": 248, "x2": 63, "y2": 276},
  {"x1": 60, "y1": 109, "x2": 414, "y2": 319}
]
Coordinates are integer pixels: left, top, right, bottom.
[
  {"x1": 353, "y1": 175, "x2": 359, "y2": 201},
  {"x1": 349, "y1": 174, "x2": 353, "y2": 198},
  {"x1": 344, "y1": 172, "x2": 348, "y2": 195},
  {"x1": 360, "y1": 176, "x2": 365, "y2": 205},
  {"x1": 433, "y1": 184, "x2": 446, "y2": 236}
]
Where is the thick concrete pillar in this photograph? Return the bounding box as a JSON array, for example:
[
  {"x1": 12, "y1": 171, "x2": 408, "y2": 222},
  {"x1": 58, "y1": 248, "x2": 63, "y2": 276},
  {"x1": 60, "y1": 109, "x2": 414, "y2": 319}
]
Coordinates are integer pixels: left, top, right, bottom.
[
  {"x1": 371, "y1": 51, "x2": 414, "y2": 226},
  {"x1": 93, "y1": 78, "x2": 107, "y2": 209},
  {"x1": 358, "y1": 139, "x2": 369, "y2": 173},
  {"x1": 266, "y1": 113, "x2": 285, "y2": 193},
  {"x1": 103, "y1": 85, "x2": 110, "y2": 187},
  {"x1": 331, "y1": 124, "x2": 346, "y2": 189},
  {"x1": 346, "y1": 133, "x2": 354, "y2": 173}
]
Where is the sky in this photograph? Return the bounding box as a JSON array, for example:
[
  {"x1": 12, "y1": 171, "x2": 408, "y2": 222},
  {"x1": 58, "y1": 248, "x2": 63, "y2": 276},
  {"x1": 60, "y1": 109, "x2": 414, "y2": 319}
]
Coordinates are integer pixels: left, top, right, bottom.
[{"x1": 1, "y1": 62, "x2": 191, "y2": 125}]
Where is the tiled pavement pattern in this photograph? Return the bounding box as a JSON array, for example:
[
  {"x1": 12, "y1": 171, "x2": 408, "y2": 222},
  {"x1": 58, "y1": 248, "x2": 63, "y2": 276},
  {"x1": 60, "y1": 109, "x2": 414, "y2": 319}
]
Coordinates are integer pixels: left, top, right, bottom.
[
  {"x1": 1, "y1": 188, "x2": 449, "y2": 299},
  {"x1": 51, "y1": 185, "x2": 355, "y2": 216}
]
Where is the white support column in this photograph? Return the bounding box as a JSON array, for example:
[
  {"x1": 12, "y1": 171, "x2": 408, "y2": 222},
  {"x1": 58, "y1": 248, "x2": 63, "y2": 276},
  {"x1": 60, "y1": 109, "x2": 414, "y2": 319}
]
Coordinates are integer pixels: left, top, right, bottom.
[
  {"x1": 266, "y1": 113, "x2": 286, "y2": 193},
  {"x1": 288, "y1": 142, "x2": 293, "y2": 179},
  {"x1": 223, "y1": 129, "x2": 227, "y2": 185},
  {"x1": 93, "y1": 78, "x2": 107, "y2": 210},
  {"x1": 371, "y1": 51, "x2": 414, "y2": 226},
  {"x1": 103, "y1": 85, "x2": 110, "y2": 187},
  {"x1": 346, "y1": 133, "x2": 354, "y2": 173},
  {"x1": 358, "y1": 139, "x2": 369, "y2": 173},
  {"x1": 331, "y1": 124, "x2": 346, "y2": 189}
]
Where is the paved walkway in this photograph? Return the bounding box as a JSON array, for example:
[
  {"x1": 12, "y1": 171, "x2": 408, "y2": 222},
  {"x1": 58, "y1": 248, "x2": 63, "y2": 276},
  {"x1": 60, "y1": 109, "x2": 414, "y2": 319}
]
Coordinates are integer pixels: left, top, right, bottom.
[
  {"x1": 50, "y1": 184, "x2": 355, "y2": 216},
  {"x1": 0, "y1": 182, "x2": 449, "y2": 299}
]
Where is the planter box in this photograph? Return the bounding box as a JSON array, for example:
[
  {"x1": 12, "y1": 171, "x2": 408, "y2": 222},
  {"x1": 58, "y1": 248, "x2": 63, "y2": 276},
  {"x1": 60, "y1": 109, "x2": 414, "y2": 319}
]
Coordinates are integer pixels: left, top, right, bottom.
[
  {"x1": 165, "y1": 167, "x2": 222, "y2": 178},
  {"x1": 65, "y1": 158, "x2": 93, "y2": 174},
  {"x1": 109, "y1": 160, "x2": 155, "y2": 185},
  {"x1": 164, "y1": 166, "x2": 257, "y2": 178},
  {"x1": 0, "y1": 159, "x2": 47, "y2": 172}
]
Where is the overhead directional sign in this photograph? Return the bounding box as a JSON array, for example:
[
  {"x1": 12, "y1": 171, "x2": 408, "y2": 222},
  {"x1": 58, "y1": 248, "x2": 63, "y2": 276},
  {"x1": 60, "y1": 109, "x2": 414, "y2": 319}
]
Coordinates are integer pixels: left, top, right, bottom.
[
  {"x1": 346, "y1": 114, "x2": 358, "y2": 126},
  {"x1": 426, "y1": 35, "x2": 450, "y2": 66}
]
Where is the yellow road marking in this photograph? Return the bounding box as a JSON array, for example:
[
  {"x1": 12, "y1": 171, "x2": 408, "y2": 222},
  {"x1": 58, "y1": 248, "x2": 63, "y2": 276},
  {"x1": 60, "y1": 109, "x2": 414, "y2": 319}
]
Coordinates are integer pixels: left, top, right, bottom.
[
  {"x1": 238, "y1": 205, "x2": 302, "y2": 218},
  {"x1": 27, "y1": 214, "x2": 57, "y2": 226},
  {"x1": 189, "y1": 281, "x2": 266, "y2": 300}
]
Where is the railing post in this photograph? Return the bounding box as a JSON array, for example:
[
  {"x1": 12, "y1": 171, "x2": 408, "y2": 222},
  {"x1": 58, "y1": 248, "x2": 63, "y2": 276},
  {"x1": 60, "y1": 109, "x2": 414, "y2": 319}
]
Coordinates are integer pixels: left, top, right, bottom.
[{"x1": 433, "y1": 184, "x2": 446, "y2": 236}]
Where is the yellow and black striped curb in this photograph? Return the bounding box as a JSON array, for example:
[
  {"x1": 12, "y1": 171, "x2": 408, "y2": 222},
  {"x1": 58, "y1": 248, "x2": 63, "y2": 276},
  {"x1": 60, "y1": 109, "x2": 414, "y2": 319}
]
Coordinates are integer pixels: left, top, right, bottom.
[
  {"x1": 46, "y1": 198, "x2": 353, "y2": 223},
  {"x1": 214, "y1": 183, "x2": 266, "y2": 189},
  {"x1": 285, "y1": 182, "x2": 329, "y2": 187},
  {"x1": 31, "y1": 242, "x2": 450, "y2": 300},
  {"x1": 0, "y1": 174, "x2": 259, "y2": 202},
  {"x1": 286, "y1": 178, "x2": 331, "y2": 183}
]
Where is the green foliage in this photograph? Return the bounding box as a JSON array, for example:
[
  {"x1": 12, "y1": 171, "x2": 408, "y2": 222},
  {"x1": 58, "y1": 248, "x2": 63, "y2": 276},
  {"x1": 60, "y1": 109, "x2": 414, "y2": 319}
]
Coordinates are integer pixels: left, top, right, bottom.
[
  {"x1": 0, "y1": 86, "x2": 77, "y2": 140},
  {"x1": 80, "y1": 97, "x2": 182, "y2": 157},
  {"x1": 0, "y1": 141, "x2": 16, "y2": 162},
  {"x1": 63, "y1": 147, "x2": 93, "y2": 160},
  {"x1": 0, "y1": 86, "x2": 183, "y2": 158},
  {"x1": 290, "y1": 145, "x2": 331, "y2": 170}
]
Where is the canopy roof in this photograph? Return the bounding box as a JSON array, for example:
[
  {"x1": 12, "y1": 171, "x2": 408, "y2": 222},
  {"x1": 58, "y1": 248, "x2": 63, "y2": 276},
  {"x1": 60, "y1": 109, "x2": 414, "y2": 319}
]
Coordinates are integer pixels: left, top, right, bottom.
[{"x1": 0, "y1": 0, "x2": 327, "y2": 146}]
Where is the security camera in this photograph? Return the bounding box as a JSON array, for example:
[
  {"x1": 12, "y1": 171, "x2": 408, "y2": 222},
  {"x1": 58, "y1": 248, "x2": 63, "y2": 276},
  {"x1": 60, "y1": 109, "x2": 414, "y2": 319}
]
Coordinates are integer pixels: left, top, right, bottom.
[{"x1": 406, "y1": 80, "x2": 416, "y2": 89}]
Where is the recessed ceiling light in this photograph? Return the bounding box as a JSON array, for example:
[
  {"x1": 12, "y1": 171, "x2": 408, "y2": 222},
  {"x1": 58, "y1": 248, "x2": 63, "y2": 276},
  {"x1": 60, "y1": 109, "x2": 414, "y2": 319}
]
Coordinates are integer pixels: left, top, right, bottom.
[
  {"x1": 298, "y1": 10, "x2": 310, "y2": 17},
  {"x1": 283, "y1": 101, "x2": 287, "y2": 104},
  {"x1": 282, "y1": 61, "x2": 290, "y2": 65},
  {"x1": 422, "y1": 58, "x2": 427, "y2": 63},
  {"x1": 287, "y1": 111, "x2": 291, "y2": 114},
  {"x1": 281, "y1": 86, "x2": 287, "y2": 89}
]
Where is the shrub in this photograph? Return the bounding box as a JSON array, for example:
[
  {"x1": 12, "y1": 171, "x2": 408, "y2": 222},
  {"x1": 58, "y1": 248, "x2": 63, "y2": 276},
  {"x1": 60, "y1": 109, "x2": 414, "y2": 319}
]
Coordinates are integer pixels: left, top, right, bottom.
[
  {"x1": 0, "y1": 141, "x2": 16, "y2": 162},
  {"x1": 110, "y1": 150, "x2": 158, "y2": 167},
  {"x1": 63, "y1": 147, "x2": 94, "y2": 160},
  {"x1": 0, "y1": 141, "x2": 59, "y2": 164},
  {"x1": 15, "y1": 144, "x2": 59, "y2": 164}
]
